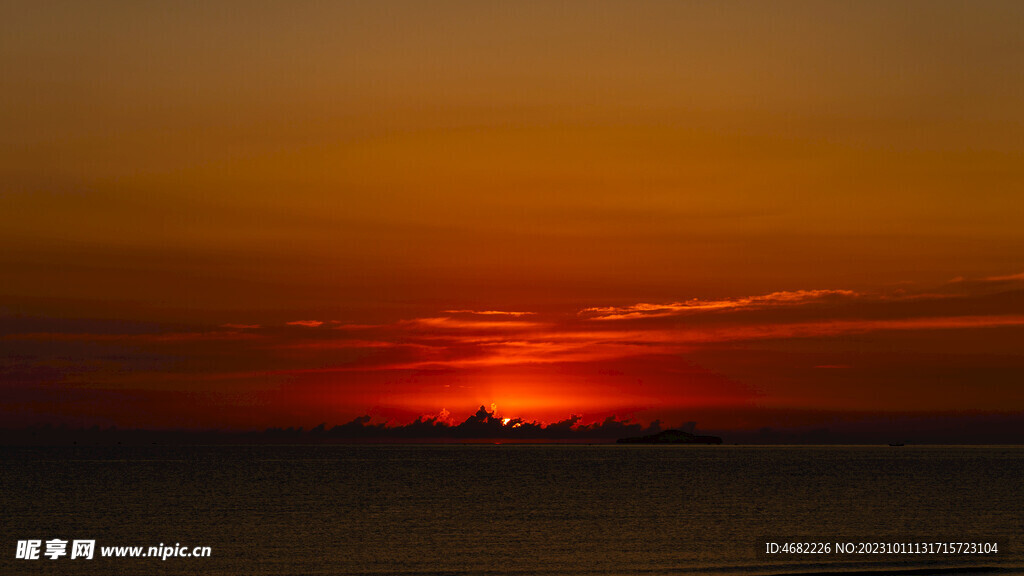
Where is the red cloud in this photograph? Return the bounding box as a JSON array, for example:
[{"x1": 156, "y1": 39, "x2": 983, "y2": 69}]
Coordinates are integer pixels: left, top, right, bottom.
[{"x1": 579, "y1": 289, "x2": 859, "y2": 320}]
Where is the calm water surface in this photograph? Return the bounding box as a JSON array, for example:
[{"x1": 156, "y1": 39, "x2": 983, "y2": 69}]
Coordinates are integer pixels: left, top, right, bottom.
[{"x1": 2, "y1": 445, "x2": 1022, "y2": 576}]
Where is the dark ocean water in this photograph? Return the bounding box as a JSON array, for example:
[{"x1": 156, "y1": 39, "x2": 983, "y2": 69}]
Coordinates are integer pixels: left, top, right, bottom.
[{"x1": 1, "y1": 445, "x2": 1022, "y2": 576}]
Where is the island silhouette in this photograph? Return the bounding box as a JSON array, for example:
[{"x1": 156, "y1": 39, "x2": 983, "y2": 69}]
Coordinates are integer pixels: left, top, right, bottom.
[{"x1": 616, "y1": 429, "x2": 723, "y2": 444}]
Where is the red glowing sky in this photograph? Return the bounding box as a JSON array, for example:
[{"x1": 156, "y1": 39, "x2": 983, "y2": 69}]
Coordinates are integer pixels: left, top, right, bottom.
[
  {"x1": 4, "y1": 276, "x2": 1024, "y2": 430},
  {"x1": 2, "y1": 2, "x2": 1024, "y2": 432}
]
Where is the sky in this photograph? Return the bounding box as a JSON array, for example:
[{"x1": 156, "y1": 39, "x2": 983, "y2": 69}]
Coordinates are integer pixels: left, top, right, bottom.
[{"x1": 2, "y1": 1, "x2": 1023, "y2": 436}]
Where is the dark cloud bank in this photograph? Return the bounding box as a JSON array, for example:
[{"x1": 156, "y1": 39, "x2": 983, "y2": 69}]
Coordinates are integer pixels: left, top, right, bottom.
[
  {"x1": 2, "y1": 406, "x2": 666, "y2": 445},
  {"x1": 3, "y1": 407, "x2": 1024, "y2": 445},
  {"x1": 296, "y1": 406, "x2": 667, "y2": 441}
]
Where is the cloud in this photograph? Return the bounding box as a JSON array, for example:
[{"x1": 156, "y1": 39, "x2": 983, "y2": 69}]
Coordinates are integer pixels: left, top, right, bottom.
[
  {"x1": 442, "y1": 310, "x2": 536, "y2": 316},
  {"x1": 240, "y1": 281, "x2": 1024, "y2": 374},
  {"x1": 694, "y1": 314, "x2": 1024, "y2": 343},
  {"x1": 286, "y1": 320, "x2": 324, "y2": 328},
  {"x1": 952, "y1": 271, "x2": 1024, "y2": 284},
  {"x1": 274, "y1": 339, "x2": 436, "y2": 351},
  {"x1": 579, "y1": 289, "x2": 859, "y2": 320},
  {"x1": 255, "y1": 306, "x2": 1024, "y2": 374},
  {"x1": 983, "y1": 272, "x2": 1024, "y2": 282},
  {"x1": 296, "y1": 406, "x2": 666, "y2": 440},
  {"x1": 403, "y1": 317, "x2": 546, "y2": 330},
  {"x1": 387, "y1": 314, "x2": 1024, "y2": 370},
  {"x1": 940, "y1": 271, "x2": 1024, "y2": 296}
]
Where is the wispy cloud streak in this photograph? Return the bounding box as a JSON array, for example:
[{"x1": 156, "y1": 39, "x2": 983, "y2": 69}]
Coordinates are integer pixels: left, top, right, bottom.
[
  {"x1": 286, "y1": 320, "x2": 325, "y2": 328},
  {"x1": 442, "y1": 310, "x2": 536, "y2": 316},
  {"x1": 579, "y1": 289, "x2": 859, "y2": 320}
]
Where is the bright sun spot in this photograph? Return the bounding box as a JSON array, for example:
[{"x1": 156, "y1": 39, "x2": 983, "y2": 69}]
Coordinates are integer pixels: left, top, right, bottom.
[{"x1": 502, "y1": 418, "x2": 511, "y2": 426}]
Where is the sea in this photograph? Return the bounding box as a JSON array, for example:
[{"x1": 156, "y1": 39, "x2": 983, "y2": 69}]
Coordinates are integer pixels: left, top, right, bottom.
[{"x1": 1, "y1": 445, "x2": 1022, "y2": 576}]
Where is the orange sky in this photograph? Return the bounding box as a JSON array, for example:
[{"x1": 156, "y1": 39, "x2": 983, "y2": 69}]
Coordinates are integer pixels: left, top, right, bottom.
[{"x1": 2, "y1": 1, "x2": 1023, "y2": 432}]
